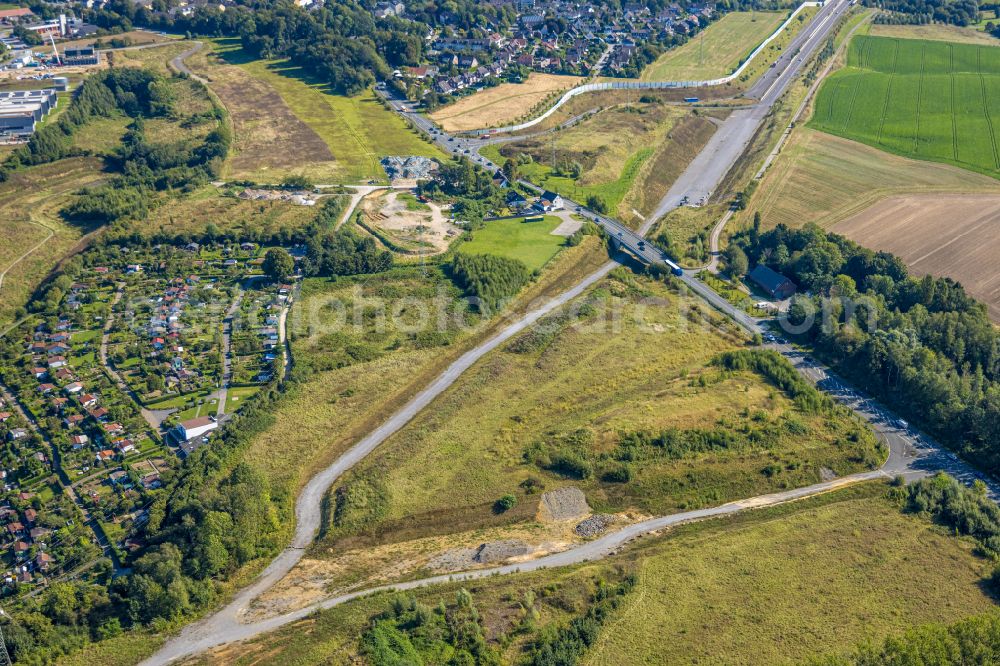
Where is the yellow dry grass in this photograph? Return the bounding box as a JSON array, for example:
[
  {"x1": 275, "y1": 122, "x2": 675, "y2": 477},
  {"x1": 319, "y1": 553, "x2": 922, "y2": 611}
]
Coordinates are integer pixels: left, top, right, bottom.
[
  {"x1": 868, "y1": 22, "x2": 1000, "y2": 46},
  {"x1": 0, "y1": 158, "x2": 107, "y2": 325},
  {"x1": 743, "y1": 128, "x2": 1000, "y2": 230},
  {"x1": 430, "y1": 73, "x2": 584, "y2": 132}
]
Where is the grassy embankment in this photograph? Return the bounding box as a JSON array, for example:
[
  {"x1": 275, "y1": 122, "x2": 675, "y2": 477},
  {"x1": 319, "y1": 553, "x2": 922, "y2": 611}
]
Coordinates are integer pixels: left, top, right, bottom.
[
  {"x1": 236, "y1": 234, "x2": 610, "y2": 547},
  {"x1": 482, "y1": 102, "x2": 718, "y2": 225},
  {"x1": 640, "y1": 10, "x2": 788, "y2": 81},
  {"x1": 254, "y1": 272, "x2": 886, "y2": 601},
  {"x1": 189, "y1": 483, "x2": 996, "y2": 666}
]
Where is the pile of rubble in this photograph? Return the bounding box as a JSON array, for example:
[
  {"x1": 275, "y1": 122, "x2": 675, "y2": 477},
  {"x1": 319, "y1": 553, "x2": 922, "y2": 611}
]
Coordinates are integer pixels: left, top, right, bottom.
[
  {"x1": 575, "y1": 514, "x2": 617, "y2": 538},
  {"x1": 538, "y1": 486, "x2": 590, "y2": 522},
  {"x1": 238, "y1": 189, "x2": 316, "y2": 206},
  {"x1": 426, "y1": 539, "x2": 531, "y2": 571},
  {"x1": 381, "y1": 156, "x2": 438, "y2": 181}
]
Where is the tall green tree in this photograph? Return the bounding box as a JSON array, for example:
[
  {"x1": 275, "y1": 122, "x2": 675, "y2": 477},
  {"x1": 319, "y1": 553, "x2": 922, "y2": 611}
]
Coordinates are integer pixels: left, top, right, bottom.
[{"x1": 262, "y1": 247, "x2": 295, "y2": 282}]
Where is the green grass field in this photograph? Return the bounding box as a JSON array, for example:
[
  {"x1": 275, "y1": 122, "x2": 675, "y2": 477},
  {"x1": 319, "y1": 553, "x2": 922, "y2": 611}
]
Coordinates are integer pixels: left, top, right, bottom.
[
  {"x1": 458, "y1": 216, "x2": 566, "y2": 271},
  {"x1": 223, "y1": 46, "x2": 446, "y2": 183},
  {"x1": 811, "y1": 35, "x2": 1000, "y2": 178},
  {"x1": 641, "y1": 10, "x2": 788, "y2": 81},
  {"x1": 224, "y1": 386, "x2": 260, "y2": 413},
  {"x1": 585, "y1": 485, "x2": 995, "y2": 665},
  {"x1": 315, "y1": 274, "x2": 879, "y2": 563}
]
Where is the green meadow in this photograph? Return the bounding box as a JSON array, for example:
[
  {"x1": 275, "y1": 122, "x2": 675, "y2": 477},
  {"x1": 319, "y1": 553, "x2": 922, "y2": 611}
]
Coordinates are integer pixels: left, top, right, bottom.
[{"x1": 811, "y1": 35, "x2": 1000, "y2": 178}]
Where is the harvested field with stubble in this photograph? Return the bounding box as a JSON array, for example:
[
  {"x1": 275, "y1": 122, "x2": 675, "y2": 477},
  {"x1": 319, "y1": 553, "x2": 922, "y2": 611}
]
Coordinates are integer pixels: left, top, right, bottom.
[
  {"x1": 745, "y1": 128, "x2": 1000, "y2": 228},
  {"x1": 832, "y1": 194, "x2": 1000, "y2": 319},
  {"x1": 739, "y1": 128, "x2": 1000, "y2": 318},
  {"x1": 430, "y1": 73, "x2": 584, "y2": 132},
  {"x1": 870, "y1": 22, "x2": 1000, "y2": 46}
]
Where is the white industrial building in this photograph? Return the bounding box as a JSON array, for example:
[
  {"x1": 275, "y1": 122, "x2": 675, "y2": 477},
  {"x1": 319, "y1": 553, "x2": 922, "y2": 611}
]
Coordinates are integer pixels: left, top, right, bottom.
[{"x1": 0, "y1": 88, "x2": 59, "y2": 141}]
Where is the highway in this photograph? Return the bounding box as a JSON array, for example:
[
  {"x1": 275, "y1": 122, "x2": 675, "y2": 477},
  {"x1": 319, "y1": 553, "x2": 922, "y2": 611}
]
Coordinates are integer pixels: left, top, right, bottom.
[
  {"x1": 141, "y1": 2, "x2": 995, "y2": 662},
  {"x1": 377, "y1": 0, "x2": 850, "y2": 268}
]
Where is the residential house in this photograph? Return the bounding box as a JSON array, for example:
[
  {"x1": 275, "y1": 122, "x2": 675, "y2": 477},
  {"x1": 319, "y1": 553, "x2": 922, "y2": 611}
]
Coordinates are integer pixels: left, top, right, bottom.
[
  {"x1": 748, "y1": 265, "x2": 797, "y2": 300},
  {"x1": 538, "y1": 190, "x2": 564, "y2": 211}
]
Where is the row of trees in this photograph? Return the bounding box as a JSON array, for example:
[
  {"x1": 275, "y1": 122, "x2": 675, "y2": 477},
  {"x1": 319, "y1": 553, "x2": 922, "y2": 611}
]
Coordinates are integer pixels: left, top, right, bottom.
[
  {"x1": 730, "y1": 222, "x2": 1000, "y2": 472},
  {"x1": 863, "y1": 0, "x2": 980, "y2": 26}
]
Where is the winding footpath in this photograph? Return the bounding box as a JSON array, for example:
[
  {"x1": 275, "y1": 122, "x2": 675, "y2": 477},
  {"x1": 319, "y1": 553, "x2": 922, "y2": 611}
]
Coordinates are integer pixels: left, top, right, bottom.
[{"x1": 142, "y1": 5, "x2": 993, "y2": 661}]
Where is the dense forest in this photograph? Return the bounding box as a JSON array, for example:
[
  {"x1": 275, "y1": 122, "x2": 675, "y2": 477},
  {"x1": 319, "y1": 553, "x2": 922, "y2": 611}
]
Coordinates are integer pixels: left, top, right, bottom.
[{"x1": 730, "y1": 222, "x2": 1000, "y2": 473}]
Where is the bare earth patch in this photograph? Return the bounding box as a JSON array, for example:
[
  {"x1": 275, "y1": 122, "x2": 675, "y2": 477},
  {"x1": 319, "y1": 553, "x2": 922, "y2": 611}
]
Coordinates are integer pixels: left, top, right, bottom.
[
  {"x1": 832, "y1": 194, "x2": 1000, "y2": 320},
  {"x1": 362, "y1": 190, "x2": 459, "y2": 254},
  {"x1": 241, "y1": 522, "x2": 582, "y2": 622},
  {"x1": 431, "y1": 73, "x2": 584, "y2": 132},
  {"x1": 188, "y1": 51, "x2": 334, "y2": 178}
]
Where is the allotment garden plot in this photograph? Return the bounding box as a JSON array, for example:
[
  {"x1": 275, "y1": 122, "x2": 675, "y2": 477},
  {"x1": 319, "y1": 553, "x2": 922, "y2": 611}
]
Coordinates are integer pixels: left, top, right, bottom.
[
  {"x1": 811, "y1": 35, "x2": 1000, "y2": 178},
  {"x1": 105, "y1": 244, "x2": 292, "y2": 420}
]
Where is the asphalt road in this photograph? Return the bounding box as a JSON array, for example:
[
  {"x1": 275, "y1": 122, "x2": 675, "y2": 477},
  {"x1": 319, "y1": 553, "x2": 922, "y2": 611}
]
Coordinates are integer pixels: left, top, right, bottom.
[
  {"x1": 142, "y1": 8, "x2": 993, "y2": 661},
  {"x1": 647, "y1": 0, "x2": 851, "y2": 215}
]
